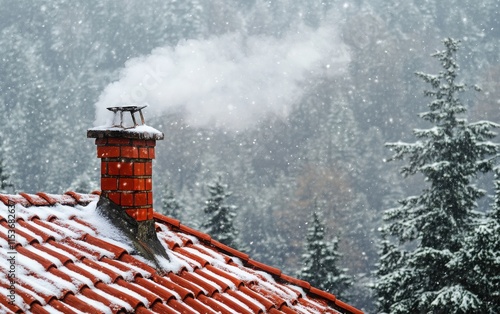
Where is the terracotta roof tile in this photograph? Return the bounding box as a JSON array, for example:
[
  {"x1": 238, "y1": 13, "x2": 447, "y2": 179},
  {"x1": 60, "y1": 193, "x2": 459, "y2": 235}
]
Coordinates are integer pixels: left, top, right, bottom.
[
  {"x1": 153, "y1": 212, "x2": 180, "y2": 228},
  {"x1": 158, "y1": 235, "x2": 181, "y2": 250},
  {"x1": 115, "y1": 278, "x2": 162, "y2": 305},
  {"x1": 0, "y1": 297, "x2": 22, "y2": 313},
  {"x1": 97, "y1": 281, "x2": 147, "y2": 309},
  {"x1": 135, "y1": 305, "x2": 156, "y2": 314},
  {"x1": 29, "y1": 303, "x2": 51, "y2": 314},
  {"x1": 3, "y1": 221, "x2": 40, "y2": 245},
  {"x1": 17, "y1": 219, "x2": 55, "y2": 243},
  {"x1": 226, "y1": 288, "x2": 265, "y2": 313},
  {"x1": 310, "y1": 286, "x2": 336, "y2": 303},
  {"x1": 173, "y1": 246, "x2": 210, "y2": 267},
  {"x1": 64, "y1": 238, "x2": 108, "y2": 260},
  {"x1": 0, "y1": 281, "x2": 35, "y2": 308},
  {"x1": 37, "y1": 193, "x2": 77, "y2": 206},
  {"x1": 63, "y1": 293, "x2": 102, "y2": 313},
  {"x1": 0, "y1": 194, "x2": 30, "y2": 207},
  {"x1": 184, "y1": 270, "x2": 223, "y2": 294},
  {"x1": 249, "y1": 283, "x2": 289, "y2": 309},
  {"x1": 83, "y1": 234, "x2": 127, "y2": 258},
  {"x1": 47, "y1": 267, "x2": 77, "y2": 288},
  {"x1": 168, "y1": 271, "x2": 208, "y2": 296},
  {"x1": 169, "y1": 249, "x2": 202, "y2": 270},
  {"x1": 82, "y1": 258, "x2": 122, "y2": 282},
  {"x1": 167, "y1": 298, "x2": 198, "y2": 313},
  {"x1": 47, "y1": 299, "x2": 78, "y2": 314},
  {"x1": 135, "y1": 277, "x2": 177, "y2": 302},
  {"x1": 215, "y1": 291, "x2": 255, "y2": 313},
  {"x1": 79, "y1": 286, "x2": 115, "y2": 309},
  {"x1": 70, "y1": 217, "x2": 98, "y2": 233},
  {"x1": 279, "y1": 305, "x2": 298, "y2": 314},
  {"x1": 15, "y1": 281, "x2": 52, "y2": 305},
  {"x1": 0, "y1": 192, "x2": 362, "y2": 314},
  {"x1": 19, "y1": 193, "x2": 51, "y2": 206},
  {"x1": 47, "y1": 240, "x2": 86, "y2": 261},
  {"x1": 150, "y1": 273, "x2": 193, "y2": 300},
  {"x1": 335, "y1": 299, "x2": 365, "y2": 314},
  {"x1": 197, "y1": 267, "x2": 236, "y2": 290},
  {"x1": 119, "y1": 254, "x2": 156, "y2": 275},
  {"x1": 178, "y1": 223, "x2": 212, "y2": 242},
  {"x1": 65, "y1": 262, "x2": 103, "y2": 285},
  {"x1": 206, "y1": 264, "x2": 243, "y2": 288},
  {"x1": 280, "y1": 274, "x2": 311, "y2": 291},
  {"x1": 48, "y1": 220, "x2": 86, "y2": 239},
  {"x1": 31, "y1": 219, "x2": 67, "y2": 239},
  {"x1": 64, "y1": 191, "x2": 99, "y2": 205},
  {"x1": 248, "y1": 258, "x2": 283, "y2": 277},
  {"x1": 17, "y1": 245, "x2": 56, "y2": 270},
  {"x1": 198, "y1": 293, "x2": 234, "y2": 314},
  {"x1": 100, "y1": 257, "x2": 140, "y2": 279},
  {"x1": 149, "y1": 299, "x2": 179, "y2": 313},
  {"x1": 183, "y1": 295, "x2": 219, "y2": 313}
]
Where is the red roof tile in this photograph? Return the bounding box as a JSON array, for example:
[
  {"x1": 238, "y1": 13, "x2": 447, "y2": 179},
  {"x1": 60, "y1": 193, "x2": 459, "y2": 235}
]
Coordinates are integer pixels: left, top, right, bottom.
[
  {"x1": 19, "y1": 193, "x2": 51, "y2": 206},
  {"x1": 0, "y1": 192, "x2": 363, "y2": 314}
]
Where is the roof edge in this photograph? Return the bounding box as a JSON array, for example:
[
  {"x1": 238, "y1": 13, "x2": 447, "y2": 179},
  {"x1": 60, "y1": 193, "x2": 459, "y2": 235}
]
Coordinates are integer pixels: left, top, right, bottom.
[{"x1": 152, "y1": 211, "x2": 363, "y2": 314}]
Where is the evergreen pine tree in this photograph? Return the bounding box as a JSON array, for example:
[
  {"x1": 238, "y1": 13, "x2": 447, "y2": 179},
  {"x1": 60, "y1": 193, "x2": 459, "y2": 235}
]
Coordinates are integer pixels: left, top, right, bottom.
[
  {"x1": 449, "y1": 165, "x2": 500, "y2": 312},
  {"x1": 202, "y1": 176, "x2": 240, "y2": 249},
  {"x1": 488, "y1": 166, "x2": 500, "y2": 307},
  {"x1": 0, "y1": 148, "x2": 13, "y2": 193},
  {"x1": 375, "y1": 38, "x2": 498, "y2": 313},
  {"x1": 161, "y1": 183, "x2": 182, "y2": 219},
  {"x1": 299, "y1": 206, "x2": 352, "y2": 299},
  {"x1": 375, "y1": 233, "x2": 405, "y2": 313}
]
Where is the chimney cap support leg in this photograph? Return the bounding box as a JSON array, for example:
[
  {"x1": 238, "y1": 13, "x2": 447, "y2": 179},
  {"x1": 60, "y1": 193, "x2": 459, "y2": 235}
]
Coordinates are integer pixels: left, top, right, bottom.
[
  {"x1": 139, "y1": 109, "x2": 145, "y2": 125},
  {"x1": 131, "y1": 111, "x2": 137, "y2": 126}
]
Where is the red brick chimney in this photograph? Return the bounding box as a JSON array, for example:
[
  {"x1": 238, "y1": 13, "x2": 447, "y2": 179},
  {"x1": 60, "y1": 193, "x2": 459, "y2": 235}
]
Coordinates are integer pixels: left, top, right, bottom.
[{"x1": 87, "y1": 106, "x2": 163, "y2": 222}]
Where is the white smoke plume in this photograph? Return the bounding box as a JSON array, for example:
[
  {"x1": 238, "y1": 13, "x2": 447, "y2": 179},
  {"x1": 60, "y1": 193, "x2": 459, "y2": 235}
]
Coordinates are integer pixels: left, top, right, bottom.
[{"x1": 94, "y1": 24, "x2": 350, "y2": 129}]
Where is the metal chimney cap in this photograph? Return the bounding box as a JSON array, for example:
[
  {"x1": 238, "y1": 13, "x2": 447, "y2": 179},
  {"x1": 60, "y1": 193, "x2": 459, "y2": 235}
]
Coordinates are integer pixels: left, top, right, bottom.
[
  {"x1": 107, "y1": 105, "x2": 148, "y2": 129},
  {"x1": 107, "y1": 105, "x2": 148, "y2": 112}
]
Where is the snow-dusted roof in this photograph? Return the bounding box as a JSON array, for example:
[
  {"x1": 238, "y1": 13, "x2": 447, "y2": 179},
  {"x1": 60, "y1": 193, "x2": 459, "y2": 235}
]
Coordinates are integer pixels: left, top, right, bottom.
[{"x1": 0, "y1": 192, "x2": 361, "y2": 314}]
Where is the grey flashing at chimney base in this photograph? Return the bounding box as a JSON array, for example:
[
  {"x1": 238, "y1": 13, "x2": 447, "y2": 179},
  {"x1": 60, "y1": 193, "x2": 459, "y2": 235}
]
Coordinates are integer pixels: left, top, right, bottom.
[{"x1": 96, "y1": 195, "x2": 169, "y2": 272}]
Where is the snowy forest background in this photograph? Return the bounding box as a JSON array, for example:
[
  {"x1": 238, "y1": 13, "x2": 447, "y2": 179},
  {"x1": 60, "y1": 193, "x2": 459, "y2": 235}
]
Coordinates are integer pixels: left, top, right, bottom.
[{"x1": 0, "y1": 0, "x2": 499, "y2": 311}]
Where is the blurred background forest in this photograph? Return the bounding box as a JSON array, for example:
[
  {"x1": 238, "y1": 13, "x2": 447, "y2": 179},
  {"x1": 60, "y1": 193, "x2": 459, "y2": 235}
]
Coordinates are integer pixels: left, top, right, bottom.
[{"x1": 0, "y1": 0, "x2": 498, "y2": 310}]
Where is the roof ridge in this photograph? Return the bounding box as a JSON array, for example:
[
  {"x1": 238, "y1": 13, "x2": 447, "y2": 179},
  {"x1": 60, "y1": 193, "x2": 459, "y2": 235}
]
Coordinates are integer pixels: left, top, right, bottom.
[{"x1": 0, "y1": 191, "x2": 100, "y2": 207}]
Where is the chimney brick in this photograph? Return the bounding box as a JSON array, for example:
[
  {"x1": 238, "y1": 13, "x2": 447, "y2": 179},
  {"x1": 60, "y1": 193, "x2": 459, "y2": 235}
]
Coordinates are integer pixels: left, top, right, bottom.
[{"x1": 88, "y1": 126, "x2": 164, "y2": 222}]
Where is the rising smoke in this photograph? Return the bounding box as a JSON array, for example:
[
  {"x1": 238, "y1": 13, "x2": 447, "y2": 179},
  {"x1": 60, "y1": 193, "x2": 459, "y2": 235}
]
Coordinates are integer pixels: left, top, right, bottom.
[{"x1": 94, "y1": 24, "x2": 350, "y2": 130}]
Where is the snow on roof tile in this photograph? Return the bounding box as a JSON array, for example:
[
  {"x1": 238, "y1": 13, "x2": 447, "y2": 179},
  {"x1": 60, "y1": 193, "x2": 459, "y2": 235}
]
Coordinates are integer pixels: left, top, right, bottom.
[{"x1": 0, "y1": 192, "x2": 363, "y2": 314}]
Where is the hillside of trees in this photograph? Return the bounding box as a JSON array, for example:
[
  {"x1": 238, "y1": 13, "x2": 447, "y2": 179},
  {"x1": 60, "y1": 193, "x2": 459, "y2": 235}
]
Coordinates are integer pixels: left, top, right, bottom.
[{"x1": 1, "y1": 1, "x2": 498, "y2": 311}]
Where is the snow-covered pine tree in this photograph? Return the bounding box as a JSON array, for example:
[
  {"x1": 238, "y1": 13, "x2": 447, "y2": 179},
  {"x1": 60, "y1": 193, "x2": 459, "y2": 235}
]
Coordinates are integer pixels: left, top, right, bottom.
[
  {"x1": 487, "y1": 166, "x2": 500, "y2": 308},
  {"x1": 298, "y1": 206, "x2": 352, "y2": 299},
  {"x1": 374, "y1": 232, "x2": 405, "y2": 313},
  {"x1": 202, "y1": 176, "x2": 240, "y2": 249},
  {"x1": 161, "y1": 183, "x2": 182, "y2": 219},
  {"x1": 0, "y1": 146, "x2": 13, "y2": 193},
  {"x1": 449, "y1": 165, "x2": 500, "y2": 312},
  {"x1": 375, "y1": 38, "x2": 498, "y2": 313}
]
